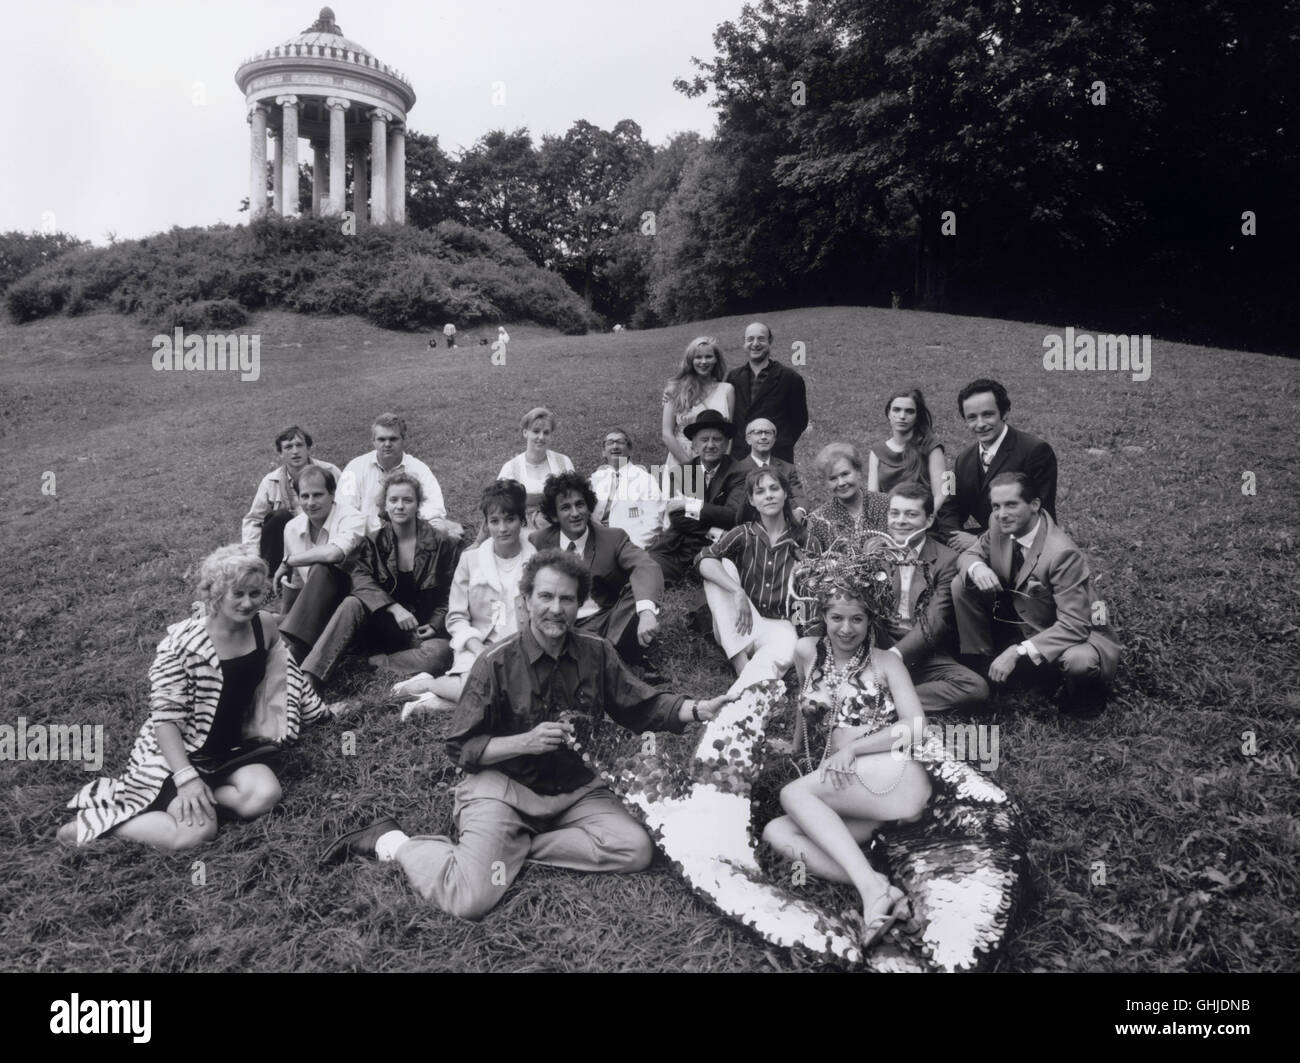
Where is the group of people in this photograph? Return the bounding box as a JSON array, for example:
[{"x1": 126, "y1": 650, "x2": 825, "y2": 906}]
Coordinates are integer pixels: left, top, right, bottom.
[{"x1": 59, "y1": 319, "x2": 1120, "y2": 949}]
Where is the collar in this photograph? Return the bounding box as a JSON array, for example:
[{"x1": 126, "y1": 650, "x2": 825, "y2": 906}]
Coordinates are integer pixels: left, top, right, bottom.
[
  {"x1": 370, "y1": 453, "x2": 405, "y2": 473},
  {"x1": 560, "y1": 527, "x2": 590, "y2": 554},
  {"x1": 520, "y1": 618, "x2": 576, "y2": 664},
  {"x1": 979, "y1": 424, "x2": 1010, "y2": 457},
  {"x1": 751, "y1": 455, "x2": 771, "y2": 467},
  {"x1": 1014, "y1": 515, "x2": 1043, "y2": 549},
  {"x1": 747, "y1": 357, "x2": 774, "y2": 377}
]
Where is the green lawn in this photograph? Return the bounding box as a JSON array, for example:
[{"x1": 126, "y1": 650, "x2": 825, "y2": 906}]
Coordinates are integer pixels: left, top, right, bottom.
[{"x1": 1, "y1": 305, "x2": 1296, "y2": 972}]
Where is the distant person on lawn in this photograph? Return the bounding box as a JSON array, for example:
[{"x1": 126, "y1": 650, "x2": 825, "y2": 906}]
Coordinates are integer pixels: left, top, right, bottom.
[
  {"x1": 648, "y1": 410, "x2": 748, "y2": 584},
  {"x1": 943, "y1": 378, "x2": 1057, "y2": 552},
  {"x1": 319, "y1": 549, "x2": 738, "y2": 920},
  {"x1": 952, "y1": 472, "x2": 1118, "y2": 717},
  {"x1": 337, "y1": 413, "x2": 452, "y2": 535},
  {"x1": 240, "y1": 425, "x2": 341, "y2": 575},
  {"x1": 726, "y1": 322, "x2": 809, "y2": 464},
  {"x1": 276, "y1": 464, "x2": 366, "y2": 668},
  {"x1": 393, "y1": 479, "x2": 537, "y2": 718},
  {"x1": 443, "y1": 322, "x2": 456, "y2": 348},
  {"x1": 294, "y1": 472, "x2": 458, "y2": 699},
  {"x1": 733, "y1": 417, "x2": 809, "y2": 525},
  {"x1": 497, "y1": 406, "x2": 575, "y2": 530},
  {"x1": 590, "y1": 426, "x2": 669, "y2": 550},
  {"x1": 60, "y1": 546, "x2": 331, "y2": 850},
  {"x1": 530, "y1": 470, "x2": 664, "y2": 669}
]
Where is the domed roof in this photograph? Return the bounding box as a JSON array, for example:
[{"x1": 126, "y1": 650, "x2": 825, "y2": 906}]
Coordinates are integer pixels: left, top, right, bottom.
[{"x1": 280, "y1": 7, "x2": 373, "y2": 60}]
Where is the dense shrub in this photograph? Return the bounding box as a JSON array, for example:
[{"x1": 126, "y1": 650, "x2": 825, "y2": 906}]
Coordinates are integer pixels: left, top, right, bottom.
[{"x1": 5, "y1": 218, "x2": 593, "y2": 334}]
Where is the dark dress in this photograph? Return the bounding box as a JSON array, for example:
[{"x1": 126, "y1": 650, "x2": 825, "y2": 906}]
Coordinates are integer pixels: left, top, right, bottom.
[{"x1": 871, "y1": 440, "x2": 942, "y2": 496}]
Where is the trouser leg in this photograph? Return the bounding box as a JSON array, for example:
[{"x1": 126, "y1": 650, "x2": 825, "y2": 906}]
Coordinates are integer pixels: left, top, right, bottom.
[
  {"x1": 280, "y1": 565, "x2": 351, "y2": 654},
  {"x1": 951, "y1": 574, "x2": 997, "y2": 656},
  {"x1": 908, "y1": 652, "x2": 990, "y2": 712},
  {"x1": 259, "y1": 510, "x2": 294, "y2": 574},
  {"x1": 527, "y1": 784, "x2": 654, "y2": 873},
  {"x1": 301, "y1": 595, "x2": 367, "y2": 684}
]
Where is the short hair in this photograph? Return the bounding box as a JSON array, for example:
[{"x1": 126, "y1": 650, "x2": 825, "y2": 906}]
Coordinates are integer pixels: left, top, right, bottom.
[
  {"x1": 377, "y1": 470, "x2": 423, "y2": 513},
  {"x1": 745, "y1": 418, "x2": 777, "y2": 437},
  {"x1": 275, "y1": 425, "x2": 312, "y2": 450},
  {"x1": 372, "y1": 413, "x2": 407, "y2": 439},
  {"x1": 541, "y1": 471, "x2": 597, "y2": 522},
  {"x1": 745, "y1": 465, "x2": 797, "y2": 526},
  {"x1": 888, "y1": 480, "x2": 934, "y2": 517},
  {"x1": 957, "y1": 378, "x2": 1010, "y2": 417},
  {"x1": 198, "y1": 544, "x2": 269, "y2": 607},
  {"x1": 521, "y1": 406, "x2": 557, "y2": 433},
  {"x1": 603, "y1": 426, "x2": 634, "y2": 449},
  {"x1": 815, "y1": 441, "x2": 863, "y2": 479},
  {"x1": 481, "y1": 478, "x2": 527, "y2": 520},
  {"x1": 987, "y1": 471, "x2": 1038, "y2": 503},
  {"x1": 520, "y1": 547, "x2": 591, "y2": 604},
  {"x1": 297, "y1": 464, "x2": 336, "y2": 494}
]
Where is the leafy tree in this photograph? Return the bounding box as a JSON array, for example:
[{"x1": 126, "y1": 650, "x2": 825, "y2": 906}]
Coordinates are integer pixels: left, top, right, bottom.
[
  {"x1": 451, "y1": 129, "x2": 549, "y2": 263},
  {"x1": 0, "y1": 231, "x2": 90, "y2": 295}
]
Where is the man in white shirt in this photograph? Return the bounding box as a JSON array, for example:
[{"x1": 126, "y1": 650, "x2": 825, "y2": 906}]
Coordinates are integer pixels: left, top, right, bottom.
[
  {"x1": 277, "y1": 464, "x2": 367, "y2": 677},
  {"x1": 241, "y1": 425, "x2": 341, "y2": 574},
  {"x1": 589, "y1": 427, "x2": 668, "y2": 550},
  {"x1": 336, "y1": 413, "x2": 451, "y2": 534},
  {"x1": 953, "y1": 472, "x2": 1119, "y2": 717}
]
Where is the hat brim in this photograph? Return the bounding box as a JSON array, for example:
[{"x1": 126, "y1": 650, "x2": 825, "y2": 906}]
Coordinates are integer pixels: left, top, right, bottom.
[{"x1": 683, "y1": 420, "x2": 736, "y2": 439}]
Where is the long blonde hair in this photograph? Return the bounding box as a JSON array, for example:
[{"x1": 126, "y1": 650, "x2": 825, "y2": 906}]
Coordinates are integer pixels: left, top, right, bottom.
[{"x1": 666, "y1": 336, "x2": 727, "y2": 414}]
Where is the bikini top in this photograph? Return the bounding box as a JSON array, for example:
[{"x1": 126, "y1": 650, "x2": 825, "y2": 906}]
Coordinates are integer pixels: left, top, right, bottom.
[{"x1": 800, "y1": 639, "x2": 897, "y2": 733}]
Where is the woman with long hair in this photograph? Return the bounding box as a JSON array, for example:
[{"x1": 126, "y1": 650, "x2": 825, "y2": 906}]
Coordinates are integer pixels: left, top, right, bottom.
[
  {"x1": 660, "y1": 336, "x2": 735, "y2": 488},
  {"x1": 866, "y1": 387, "x2": 947, "y2": 519}
]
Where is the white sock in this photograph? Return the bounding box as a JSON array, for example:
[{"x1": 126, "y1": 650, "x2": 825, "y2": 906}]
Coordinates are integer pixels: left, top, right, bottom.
[{"x1": 375, "y1": 830, "x2": 410, "y2": 863}]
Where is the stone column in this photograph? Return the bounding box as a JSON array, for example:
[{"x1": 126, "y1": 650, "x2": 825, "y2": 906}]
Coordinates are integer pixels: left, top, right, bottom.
[
  {"x1": 325, "y1": 97, "x2": 350, "y2": 217},
  {"x1": 269, "y1": 129, "x2": 283, "y2": 215},
  {"x1": 369, "y1": 109, "x2": 392, "y2": 224},
  {"x1": 276, "y1": 94, "x2": 301, "y2": 217},
  {"x1": 311, "y1": 142, "x2": 327, "y2": 216},
  {"x1": 248, "y1": 104, "x2": 268, "y2": 217},
  {"x1": 353, "y1": 143, "x2": 368, "y2": 225},
  {"x1": 387, "y1": 122, "x2": 406, "y2": 225}
]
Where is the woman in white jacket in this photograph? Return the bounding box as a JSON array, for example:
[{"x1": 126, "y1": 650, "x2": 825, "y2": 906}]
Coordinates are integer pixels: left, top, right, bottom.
[
  {"x1": 497, "y1": 407, "x2": 574, "y2": 529},
  {"x1": 395, "y1": 479, "x2": 537, "y2": 717}
]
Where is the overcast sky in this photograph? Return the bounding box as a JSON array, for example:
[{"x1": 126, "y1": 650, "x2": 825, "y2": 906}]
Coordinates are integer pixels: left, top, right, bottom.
[{"x1": 5, "y1": 0, "x2": 743, "y2": 243}]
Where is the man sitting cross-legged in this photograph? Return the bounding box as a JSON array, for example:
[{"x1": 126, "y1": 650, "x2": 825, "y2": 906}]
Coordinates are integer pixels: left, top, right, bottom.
[
  {"x1": 589, "y1": 426, "x2": 668, "y2": 550},
  {"x1": 530, "y1": 471, "x2": 664, "y2": 669},
  {"x1": 647, "y1": 410, "x2": 748, "y2": 584},
  {"x1": 319, "y1": 548, "x2": 738, "y2": 920},
  {"x1": 952, "y1": 472, "x2": 1119, "y2": 717},
  {"x1": 241, "y1": 425, "x2": 342, "y2": 576},
  {"x1": 879, "y1": 482, "x2": 989, "y2": 713}
]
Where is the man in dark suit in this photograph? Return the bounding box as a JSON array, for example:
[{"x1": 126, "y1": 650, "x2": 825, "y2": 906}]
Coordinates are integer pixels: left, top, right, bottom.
[
  {"x1": 532, "y1": 471, "x2": 664, "y2": 666},
  {"x1": 941, "y1": 378, "x2": 1058, "y2": 551},
  {"x1": 648, "y1": 410, "x2": 748, "y2": 584},
  {"x1": 880, "y1": 482, "x2": 989, "y2": 713},
  {"x1": 726, "y1": 322, "x2": 809, "y2": 463},
  {"x1": 732, "y1": 417, "x2": 809, "y2": 525},
  {"x1": 952, "y1": 472, "x2": 1119, "y2": 717}
]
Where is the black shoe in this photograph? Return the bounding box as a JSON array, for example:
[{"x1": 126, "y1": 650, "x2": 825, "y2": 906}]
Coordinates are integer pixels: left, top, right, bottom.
[
  {"x1": 319, "y1": 815, "x2": 402, "y2": 866},
  {"x1": 1057, "y1": 678, "x2": 1108, "y2": 719}
]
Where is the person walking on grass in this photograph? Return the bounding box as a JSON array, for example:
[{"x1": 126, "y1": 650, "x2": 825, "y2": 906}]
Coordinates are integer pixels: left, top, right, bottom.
[
  {"x1": 319, "y1": 549, "x2": 738, "y2": 920},
  {"x1": 60, "y1": 546, "x2": 333, "y2": 851}
]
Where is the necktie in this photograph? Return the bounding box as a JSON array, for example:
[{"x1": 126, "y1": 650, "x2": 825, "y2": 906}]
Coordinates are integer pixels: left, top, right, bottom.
[
  {"x1": 597, "y1": 470, "x2": 617, "y2": 524},
  {"x1": 980, "y1": 447, "x2": 993, "y2": 471},
  {"x1": 566, "y1": 540, "x2": 577, "y2": 553},
  {"x1": 1012, "y1": 540, "x2": 1025, "y2": 580}
]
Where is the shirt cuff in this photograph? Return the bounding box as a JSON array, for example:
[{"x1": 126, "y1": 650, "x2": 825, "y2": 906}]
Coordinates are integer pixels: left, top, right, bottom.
[
  {"x1": 684, "y1": 498, "x2": 703, "y2": 521},
  {"x1": 1021, "y1": 640, "x2": 1044, "y2": 665},
  {"x1": 970, "y1": 561, "x2": 995, "y2": 583},
  {"x1": 636, "y1": 600, "x2": 658, "y2": 615}
]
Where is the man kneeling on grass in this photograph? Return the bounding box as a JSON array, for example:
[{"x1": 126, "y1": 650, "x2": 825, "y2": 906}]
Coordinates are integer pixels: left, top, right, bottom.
[{"x1": 320, "y1": 548, "x2": 737, "y2": 920}]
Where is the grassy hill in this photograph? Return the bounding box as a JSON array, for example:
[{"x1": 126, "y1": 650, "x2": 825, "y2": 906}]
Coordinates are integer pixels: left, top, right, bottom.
[{"x1": 1, "y1": 305, "x2": 1296, "y2": 972}]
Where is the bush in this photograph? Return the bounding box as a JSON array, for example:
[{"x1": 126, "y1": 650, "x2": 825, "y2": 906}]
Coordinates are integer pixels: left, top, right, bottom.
[
  {"x1": 163, "y1": 299, "x2": 248, "y2": 332},
  {"x1": 5, "y1": 274, "x2": 65, "y2": 322}
]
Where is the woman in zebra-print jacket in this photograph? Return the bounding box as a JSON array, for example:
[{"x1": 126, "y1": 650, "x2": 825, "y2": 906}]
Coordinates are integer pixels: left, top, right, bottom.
[{"x1": 59, "y1": 545, "x2": 331, "y2": 850}]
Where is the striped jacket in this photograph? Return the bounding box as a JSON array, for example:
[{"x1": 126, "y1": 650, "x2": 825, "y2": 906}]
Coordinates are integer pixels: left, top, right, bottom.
[{"x1": 67, "y1": 615, "x2": 326, "y2": 843}]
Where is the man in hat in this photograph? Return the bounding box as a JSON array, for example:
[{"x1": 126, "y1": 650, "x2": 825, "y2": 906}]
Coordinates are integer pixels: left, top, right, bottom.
[{"x1": 648, "y1": 410, "x2": 747, "y2": 584}]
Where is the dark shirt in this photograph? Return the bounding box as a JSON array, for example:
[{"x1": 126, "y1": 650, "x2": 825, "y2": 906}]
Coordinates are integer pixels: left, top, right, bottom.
[
  {"x1": 727, "y1": 359, "x2": 810, "y2": 463},
  {"x1": 446, "y1": 622, "x2": 687, "y2": 795}
]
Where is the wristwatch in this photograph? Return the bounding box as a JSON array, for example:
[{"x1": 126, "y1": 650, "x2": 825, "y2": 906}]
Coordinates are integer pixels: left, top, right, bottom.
[{"x1": 1015, "y1": 642, "x2": 1029, "y2": 657}]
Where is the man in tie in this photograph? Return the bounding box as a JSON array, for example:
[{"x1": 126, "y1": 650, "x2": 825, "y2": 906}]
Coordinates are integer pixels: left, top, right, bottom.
[
  {"x1": 647, "y1": 411, "x2": 748, "y2": 584},
  {"x1": 726, "y1": 323, "x2": 809, "y2": 463},
  {"x1": 952, "y1": 473, "x2": 1119, "y2": 717},
  {"x1": 589, "y1": 427, "x2": 668, "y2": 549},
  {"x1": 941, "y1": 378, "x2": 1058, "y2": 552},
  {"x1": 732, "y1": 417, "x2": 809, "y2": 524},
  {"x1": 880, "y1": 482, "x2": 989, "y2": 713},
  {"x1": 530, "y1": 471, "x2": 664, "y2": 667}
]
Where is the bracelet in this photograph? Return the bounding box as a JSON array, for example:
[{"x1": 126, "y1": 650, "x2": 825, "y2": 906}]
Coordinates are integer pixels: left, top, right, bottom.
[
  {"x1": 690, "y1": 701, "x2": 702, "y2": 723},
  {"x1": 172, "y1": 765, "x2": 199, "y2": 787}
]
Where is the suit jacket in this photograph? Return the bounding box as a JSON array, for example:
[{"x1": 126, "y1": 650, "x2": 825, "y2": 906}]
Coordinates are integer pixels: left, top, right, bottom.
[
  {"x1": 945, "y1": 425, "x2": 1058, "y2": 533},
  {"x1": 726, "y1": 360, "x2": 809, "y2": 463},
  {"x1": 957, "y1": 512, "x2": 1120, "y2": 671},
  {"x1": 883, "y1": 536, "x2": 959, "y2": 664},
  {"x1": 653, "y1": 455, "x2": 748, "y2": 559},
  {"x1": 732, "y1": 454, "x2": 808, "y2": 521},
  {"x1": 347, "y1": 518, "x2": 461, "y2": 634},
  {"x1": 530, "y1": 521, "x2": 663, "y2": 610},
  {"x1": 445, "y1": 537, "x2": 538, "y2": 653}
]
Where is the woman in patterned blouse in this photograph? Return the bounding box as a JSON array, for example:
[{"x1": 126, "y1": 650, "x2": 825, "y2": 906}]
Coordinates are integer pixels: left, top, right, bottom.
[
  {"x1": 59, "y1": 545, "x2": 329, "y2": 850},
  {"x1": 806, "y1": 442, "x2": 891, "y2": 556}
]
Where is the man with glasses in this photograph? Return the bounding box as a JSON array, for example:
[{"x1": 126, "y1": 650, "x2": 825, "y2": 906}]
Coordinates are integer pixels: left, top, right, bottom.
[{"x1": 589, "y1": 427, "x2": 668, "y2": 549}]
